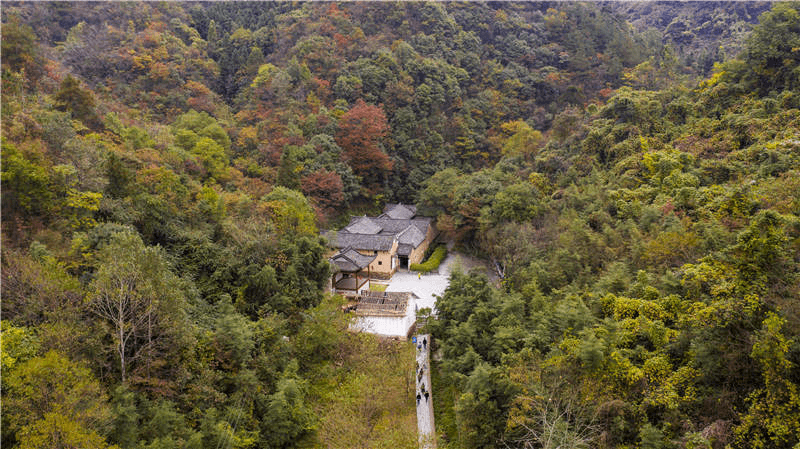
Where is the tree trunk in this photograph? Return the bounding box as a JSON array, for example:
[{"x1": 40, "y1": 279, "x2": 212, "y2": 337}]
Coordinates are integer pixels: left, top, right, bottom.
[
  {"x1": 147, "y1": 306, "x2": 152, "y2": 380},
  {"x1": 119, "y1": 294, "x2": 126, "y2": 383}
]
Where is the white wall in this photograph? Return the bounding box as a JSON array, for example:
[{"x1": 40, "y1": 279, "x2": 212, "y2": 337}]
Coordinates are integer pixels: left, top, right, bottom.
[{"x1": 350, "y1": 313, "x2": 416, "y2": 338}]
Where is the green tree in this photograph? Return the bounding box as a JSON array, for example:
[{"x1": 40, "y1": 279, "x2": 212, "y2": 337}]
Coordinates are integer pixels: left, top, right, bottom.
[
  {"x1": 499, "y1": 120, "x2": 542, "y2": 158},
  {"x1": 213, "y1": 298, "x2": 255, "y2": 370},
  {"x1": 639, "y1": 423, "x2": 668, "y2": 449},
  {"x1": 1, "y1": 15, "x2": 44, "y2": 85},
  {"x1": 191, "y1": 137, "x2": 229, "y2": 180},
  {"x1": 740, "y1": 3, "x2": 800, "y2": 94},
  {"x1": 734, "y1": 313, "x2": 800, "y2": 449},
  {"x1": 256, "y1": 361, "x2": 315, "y2": 448},
  {"x1": 196, "y1": 184, "x2": 226, "y2": 223},
  {"x1": 17, "y1": 413, "x2": 119, "y2": 449},
  {"x1": 4, "y1": 351, "x2": 113, "y2": 447},
  {"x1": 489, "y1": 182, "x2": 541, "y2": 223},
  {"x1": 64, "y1": 188, "x2": 102, "y2": 230},
  {"x1": 88, "y1": 231, "x2": 189, "y2": 383},
  {"x1": 105, "y1": 152, "x2": 133, "y2": 199},
  {"x1": 172, "y1": 110, "x2": 231, "y2": 180},
  {"x1": 1, "y1": 245, "x2": 85, "y2": 327},
  {"x1": 172, "y1": 110, "x2": 231, "y2": 152},
  {"x1": 109, "y1": 386, "x2": 139, "y2": 449},
  {"x1": 732, "y1": 210, "x2": 788, "y2": 281},
  {"x1": 54, "y1": 75, "x2": 101, "y2": 129},
  {"x1": 263, "y1": 187, "x2": 317, "y2": 236},
  {"x1": 277, "y1": 144, "x2": 315, "y2": 190},
  {"x1": 455, "y1": 363, "x2": 518, "y2": 448},
  {"x1": 1, "y1": 140, "x2": 53, "y2": 218},
  {"x1": 0, "y1": 322, "x2": 40, "y2": 374},
  {"x1": 417, "y1": 167, "x2": 462, "y2": 217}
]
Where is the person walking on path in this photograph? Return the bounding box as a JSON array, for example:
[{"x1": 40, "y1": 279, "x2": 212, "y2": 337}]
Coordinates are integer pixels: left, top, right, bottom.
[{"x1": 414, "y1": 334, "x2": 435, "y2": 448}]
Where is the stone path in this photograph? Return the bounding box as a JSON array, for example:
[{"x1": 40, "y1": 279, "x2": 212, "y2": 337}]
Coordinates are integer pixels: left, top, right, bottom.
[{"x1": 414, "y1": 334, "x2": 435, "y2": 449}]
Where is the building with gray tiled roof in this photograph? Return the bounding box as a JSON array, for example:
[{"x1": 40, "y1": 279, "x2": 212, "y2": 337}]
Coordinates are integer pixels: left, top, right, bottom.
[
  {"x1": 345, "y1": 216, "x2": 383, "y2": 234},
  {"x1": 327, "y1": 231, "x2": 396, "y2": 251},
  {"x1": 329, "y1": 247, "x2": 377, "y2": 295},
  {"x1": 382, "y1": 203, "x2": 417, "y2": 219},
  {"x1": 397, "y1": 224, "x2": 426, "y2": 256},
  {"x1": 330, "y1": 247, "x2": 377, "y2": 272},
  {"x1": 326, "y1": 204, "x2": 437, "y2": 290}
]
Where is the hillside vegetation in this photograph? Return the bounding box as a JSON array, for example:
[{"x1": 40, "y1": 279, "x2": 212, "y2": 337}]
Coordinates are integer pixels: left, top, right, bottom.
[{"x1": 2, "y1": 2, "x2": 799, "y2": 449}]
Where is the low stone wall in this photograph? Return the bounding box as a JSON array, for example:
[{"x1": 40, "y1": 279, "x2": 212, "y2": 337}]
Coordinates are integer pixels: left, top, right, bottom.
[{"x1": 369, "y1": 271, "x2": 393, "y2": 281}]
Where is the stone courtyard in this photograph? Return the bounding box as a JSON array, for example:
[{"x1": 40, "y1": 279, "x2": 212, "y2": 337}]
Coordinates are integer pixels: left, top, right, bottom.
[{"x1": 350, "y1": 250, "x2": 494, "y2": 337}]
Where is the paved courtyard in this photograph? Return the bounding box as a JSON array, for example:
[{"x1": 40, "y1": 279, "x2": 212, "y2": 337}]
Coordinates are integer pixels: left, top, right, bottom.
[
  {"x1": 351, "y1": 251, "x2": 494, "y2": 337},
  {"x1": 389, "y1": 250, "x2": 495, "y2": 311}
]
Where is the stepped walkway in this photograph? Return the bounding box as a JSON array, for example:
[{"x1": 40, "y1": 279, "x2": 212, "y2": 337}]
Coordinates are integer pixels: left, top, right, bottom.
[{"x1": 414, "y1": 334, "x2": 436, "y2": 449}]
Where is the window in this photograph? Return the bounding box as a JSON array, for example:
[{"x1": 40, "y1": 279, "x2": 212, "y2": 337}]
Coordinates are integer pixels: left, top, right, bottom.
[
  {"x1": 378, "y1": 261, "x2": 382, "y2": 265},
  {"x1": 374, "y1": 251, "x2": 378, "y2": 255}
]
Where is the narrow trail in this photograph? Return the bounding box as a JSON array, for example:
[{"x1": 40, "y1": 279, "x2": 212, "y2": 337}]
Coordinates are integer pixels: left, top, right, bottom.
[{"x1": 414, "y1": 333, "x2": 436, "y2": 449}]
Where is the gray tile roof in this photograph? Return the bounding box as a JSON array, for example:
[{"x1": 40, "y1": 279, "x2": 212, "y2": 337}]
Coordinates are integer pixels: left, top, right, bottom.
[
  {"x1": 330, "y1": 247, "x2": 377, "y2": 272},
  {"x1": 397, "y1": 243, "x2": 414, "y2": 256},
  {"x1": 398, "y1": 224, "x2": 426, "y2": 247},
  {"x1": 326, "y1": 204, "x2": 433, "y2": 253},
  {"x1": 371, "y1": 216, "x2": 432, "y2": 234},
  {"x1": 345, "y1": 216, "x2": 383, "y2": 234},
  {"x1": 328, "y1": 232, "x2": 395, "y2": 251},
  {"x1": 383, "y1": 203, "x2": 417, "y2": 219}
]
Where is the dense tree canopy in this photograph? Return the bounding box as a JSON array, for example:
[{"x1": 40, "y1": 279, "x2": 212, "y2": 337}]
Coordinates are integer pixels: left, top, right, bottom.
[{"x1": 2, "y1": 2, "x2": 799, "y2": 449}]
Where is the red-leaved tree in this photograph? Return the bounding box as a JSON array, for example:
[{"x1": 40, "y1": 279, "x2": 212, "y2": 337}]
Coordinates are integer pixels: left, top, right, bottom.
[
  {"x1": 301, "y1": 169, "x2": 345, "y2": 220},
  {"x1": 335, "y1": 99, "x2": 392, "y2": 193}
]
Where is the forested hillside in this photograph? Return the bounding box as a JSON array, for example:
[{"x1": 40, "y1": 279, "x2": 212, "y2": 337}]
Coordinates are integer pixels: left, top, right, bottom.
[
  {"x1": 2, "y1": 2, "x2": 799, "y2": 449},
  {"x1": 609, "y1": 1, "x2": 771, "y2": 76}
]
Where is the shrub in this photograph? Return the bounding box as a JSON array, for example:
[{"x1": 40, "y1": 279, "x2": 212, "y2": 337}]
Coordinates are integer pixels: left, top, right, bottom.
[{"x1": 411, "y1": 245, "x2": 447, "y2": 273}]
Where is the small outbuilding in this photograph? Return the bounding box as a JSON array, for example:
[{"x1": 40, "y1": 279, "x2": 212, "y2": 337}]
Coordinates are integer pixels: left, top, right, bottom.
[{"x1": 330, "y1": 247, "x2": 376, "y2": 297}]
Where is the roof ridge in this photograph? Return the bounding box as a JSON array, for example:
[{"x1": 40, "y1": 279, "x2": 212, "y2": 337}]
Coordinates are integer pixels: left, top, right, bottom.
[
  {"x1": 332, "y1": 247, "x2": 357, "y2": 265},
  {"x1": 397, "y1": 224, "x2": 413, "y2": 237},
  {"x1": 344, "y1": 215, "x2": 382, "y2": 234}
]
